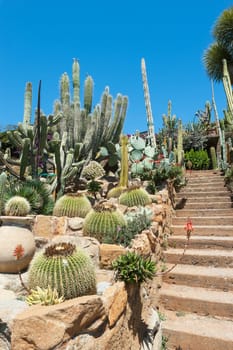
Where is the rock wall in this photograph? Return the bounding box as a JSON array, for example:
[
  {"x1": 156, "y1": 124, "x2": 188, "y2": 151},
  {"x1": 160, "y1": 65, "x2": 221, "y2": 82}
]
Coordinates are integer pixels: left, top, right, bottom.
[{"x1": 2, "y1": 189, "x2": 173, "y2": 350}]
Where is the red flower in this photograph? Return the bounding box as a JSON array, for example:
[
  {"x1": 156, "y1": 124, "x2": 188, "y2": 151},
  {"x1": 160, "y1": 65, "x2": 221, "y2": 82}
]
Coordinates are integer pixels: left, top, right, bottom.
[
  {"x1": 13, "y1": 244, "x2": 25, "y2": 260},
  {"x1": 184, "y1": 218, "x2": 193, "y2": 239}
]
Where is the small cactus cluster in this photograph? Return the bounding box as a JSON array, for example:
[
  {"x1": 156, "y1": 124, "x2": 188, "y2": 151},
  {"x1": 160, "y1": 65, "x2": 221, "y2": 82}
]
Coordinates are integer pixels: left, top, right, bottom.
[
  {"x1": 119, "y1": 186, "x2": 152, "y2": 207},
  {"x1": 28, "y1": 242, "x2": 97, "y2": 300},
  {"x1": 53, "y1": 193, "x2": 92, "y2": 218},
  {"x1": 4, "y1": 196, "x2": 31, "y2": 216},
  {"x1": 83, "y1": 201, "x2": 127, "y2": 243},
  {"x1": 26, "y1": 286, "x2": 64, "y2": 306},
  {"x1": 81, "y1": 161, "x2": 105, "y2": 180}
]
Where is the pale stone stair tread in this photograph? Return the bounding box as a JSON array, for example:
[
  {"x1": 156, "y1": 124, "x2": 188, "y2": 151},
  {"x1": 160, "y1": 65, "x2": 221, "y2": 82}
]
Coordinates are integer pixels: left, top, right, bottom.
[
  {"x1": 172, "y1": 224, "x2": 233, "y2": 229},
  {"x1": 165, "y1": 248, "x2": 233, "y2": 257},
  {"x1": 165, "y1": 263, "x2": 233, "y2": 279},
  {"x1": 162, "y1": 310, "x2": 233, "y2": 350},
  {"x1": 170, "y1": 235, "x2": 233, "y2": 242},
  {"x1": 160, "y1": 283, "x2": 233, "y2": 304}
]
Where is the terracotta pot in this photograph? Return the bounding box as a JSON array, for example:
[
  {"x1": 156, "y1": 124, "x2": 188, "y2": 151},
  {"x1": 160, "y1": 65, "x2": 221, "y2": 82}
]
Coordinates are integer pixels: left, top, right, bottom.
[{"x1": 0, "y1": 216, "x2": 36, "y2": 273}]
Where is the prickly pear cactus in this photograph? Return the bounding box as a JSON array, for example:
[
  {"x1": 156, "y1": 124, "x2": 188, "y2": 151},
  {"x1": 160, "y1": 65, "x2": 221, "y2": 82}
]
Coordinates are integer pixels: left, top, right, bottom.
[
  {"x1": 119, "y1": 186, "x2": 152, "y2": 207},
  {"x1": 53, "y1": 193, "x2": 92, "y2": 218},
  {"x1": 28, "y1": 242, "x2": 97, "y2": 300},
  {"x1": 4, "y1": 196, "x2": 31, "y2": 216},
  {"x1": 83, "y1": 201, "x2": 127, "y2": 243}
]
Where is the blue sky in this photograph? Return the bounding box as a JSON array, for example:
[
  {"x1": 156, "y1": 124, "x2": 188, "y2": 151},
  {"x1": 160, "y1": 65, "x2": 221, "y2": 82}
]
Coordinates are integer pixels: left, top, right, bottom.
[{"x1": 0, "y1": 0, "x2": 232, "y2": 134}]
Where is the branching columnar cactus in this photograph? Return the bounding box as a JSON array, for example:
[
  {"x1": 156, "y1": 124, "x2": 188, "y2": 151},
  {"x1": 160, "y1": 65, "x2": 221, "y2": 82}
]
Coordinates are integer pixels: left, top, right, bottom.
[
  {"x1": 119, "y1": 186, "x2": 152, "y2": 207},
  {"x1": 4, "y1": 196, "x2": 31, "y2": 216},
  {"x1": 53, "y1": 193, "x2": 92, "y2": 218},
  {"x1": 83, "y1": 201, "x2": 127, "y2": 243},
  {"x1": 28, "y1": 242, "x2": 97, "y2": 300},
  {"x1": 54, "y1": 59, "x2": 128, "y2": 164}
]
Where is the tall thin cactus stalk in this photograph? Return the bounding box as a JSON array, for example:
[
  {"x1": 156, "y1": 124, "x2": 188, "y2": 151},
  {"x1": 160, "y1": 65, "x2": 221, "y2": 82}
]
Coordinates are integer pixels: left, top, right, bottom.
[
  {"x1": 23, "y1": 82, "x2": 32, "y2": 129},
  {"x1": 141, "y1": 58, "x2": 156, "y2": 148}
]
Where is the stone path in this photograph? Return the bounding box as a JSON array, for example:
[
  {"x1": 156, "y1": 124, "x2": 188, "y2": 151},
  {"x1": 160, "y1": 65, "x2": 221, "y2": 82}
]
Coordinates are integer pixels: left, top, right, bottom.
[{"x1": 159, "y1": 170, "x2": 233, "y2": 350}]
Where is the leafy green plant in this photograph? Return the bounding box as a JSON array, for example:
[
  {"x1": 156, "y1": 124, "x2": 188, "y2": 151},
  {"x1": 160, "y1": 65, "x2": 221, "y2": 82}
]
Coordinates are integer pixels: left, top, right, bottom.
[
  {"x1": 112, "y1": 251, "x2": 156, "y2": 284},
  {"x1": 86, "y1": 180, "x2": 102, "y2": 199},
  {"x1": 161, "y1": 335, "x2": 169, "y2": 350},
  {"x1": 184, "y1": 149, "x2": 210, "y2": 170}
]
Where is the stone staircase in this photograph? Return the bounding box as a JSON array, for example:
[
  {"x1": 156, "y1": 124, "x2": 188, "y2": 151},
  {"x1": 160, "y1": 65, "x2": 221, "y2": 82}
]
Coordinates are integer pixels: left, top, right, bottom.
[{"x1": 159, "y1": 170, "x2": 233, "y2": 350}]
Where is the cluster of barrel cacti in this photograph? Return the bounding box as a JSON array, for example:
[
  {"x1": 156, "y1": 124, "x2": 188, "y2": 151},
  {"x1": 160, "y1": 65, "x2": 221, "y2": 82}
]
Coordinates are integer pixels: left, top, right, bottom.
[{"x1": 52, "y1": 193, "x2": 92, "y2": 218}]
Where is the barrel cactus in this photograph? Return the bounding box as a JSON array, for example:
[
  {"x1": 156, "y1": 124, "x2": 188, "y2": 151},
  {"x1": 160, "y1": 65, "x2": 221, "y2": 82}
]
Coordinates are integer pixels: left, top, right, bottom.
[
  {"x1": 28, "y1": 242, "x2": 97, "y2": 300},
  {"x1": 81, "y1": 161, "x2": 105, "y2": 180},
  {"x1": 53, "y1": 193, "x2": 92, "y2": 218},
  {"x1": 83, "y1": 201, "x2": 127, "y2": 243},
  {"x1": 4, "y1": 196, "x2": 31, "y2": 216},
  {"x1": 119, "y1": 186, "x2": 152, "y2": 207}
]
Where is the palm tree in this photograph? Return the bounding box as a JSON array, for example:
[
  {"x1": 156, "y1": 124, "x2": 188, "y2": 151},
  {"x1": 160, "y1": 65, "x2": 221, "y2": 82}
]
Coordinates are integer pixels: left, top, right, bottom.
[{"x1": 203, "y1": 7, "x2": 233, "y2": 82}]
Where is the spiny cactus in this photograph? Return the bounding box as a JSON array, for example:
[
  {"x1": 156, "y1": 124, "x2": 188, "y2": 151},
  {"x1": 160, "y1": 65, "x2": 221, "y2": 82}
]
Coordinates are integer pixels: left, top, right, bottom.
[
  {"x1": 26, "y1": 286, "x2": 64, "y2": 306},
  {"x1": 177, "y1": 119, "x2": 184, "y2": 165},
  {"x1": 210, "y1": 146, "x2": 218, "y2": 170},
  {"x1": 119, "y1": 186, "x2": 152, "y2": 207},
  {"x1": 28, "y1": 242, "x2": 97, "y2": 300},
  {"x1": 81, "y1": 161, "x2": 105, "y2": 180},
  {"x1": 4, "y1": 196, "x2": 31, "y2": 216},
  {"x1": 53, "y1": 193, "x2": 92, "y2": 218},
  {"x1": 83, "y1": 201, "x2": 127, "y2": 243},
  {"x1": 0, "y1": 172, "x2": 8, "y2": 215},
  {"x1": 107, "y1": 134, "x2": 129, "y2": 198}
]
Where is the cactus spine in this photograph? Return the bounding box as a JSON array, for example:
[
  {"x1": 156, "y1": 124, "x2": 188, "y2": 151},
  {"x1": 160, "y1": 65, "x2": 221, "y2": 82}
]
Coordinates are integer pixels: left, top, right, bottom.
[
  {"x1": 177, "y1": 119, "x2": 184, "y2": 165},
  {"x1": 119, "y1": 186, "x2": 152, "y2": 207},
  {"x1": 0, "y1": 172, "x2": 8, "y2": 215},
  {"x1": 28, "y1": 242, "x2": 97, "y2": 300},
  {"x1": 141, "y1": 58, "x2": 156, "y2": 148}
]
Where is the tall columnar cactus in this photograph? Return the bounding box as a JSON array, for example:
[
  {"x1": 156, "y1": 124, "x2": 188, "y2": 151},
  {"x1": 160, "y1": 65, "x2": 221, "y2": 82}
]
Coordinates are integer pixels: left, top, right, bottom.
[
  {"x1": 210, "y1": 146, "x2": 218, "y2": 170},
  {"x1": 53, "y1": 193, "x2": 92, "y2": 218},
  {"x1": 0, "y1": 172, "x2": 8, "y2": 215},
  {"x1": 162, "y1": 100, "x2": 177, "y2": 156},
  {"x1": 83, "y1": 201, "x2": 127, "y2": 243},
  {"x1": 141, "y1": 58, "x2": 156, "y2": 148},
  {"x1": 107, "y1": 134, "x2": 129, "y2": 198},
  {"x1": 28, "y1": 242, "x2": 96, "y2": 300},
  {"x1": 222, "y1": 59, "x2": 233, "y2": 130},
  {"x1": 177, "y1": 119, "x2": 184, "y2": 165},
  {"x1": 23, "y1": 82, "x2": 32, "y2": 129}
]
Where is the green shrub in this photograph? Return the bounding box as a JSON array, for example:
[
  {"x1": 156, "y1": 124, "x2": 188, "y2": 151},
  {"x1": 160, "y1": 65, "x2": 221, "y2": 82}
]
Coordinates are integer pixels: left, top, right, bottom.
[
  {"x1": 184, "y1": 149, "x2": 210, "y2": 170},
  {"x1": 112, "y1": 251, "x2": 156, "y2": 284}
]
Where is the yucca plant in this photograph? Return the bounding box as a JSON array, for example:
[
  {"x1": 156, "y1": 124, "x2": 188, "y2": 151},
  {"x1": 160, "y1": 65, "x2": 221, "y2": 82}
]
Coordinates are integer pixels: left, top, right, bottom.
[{"x1": 28, "y1": 242, "x2": 96, "y2": 300}]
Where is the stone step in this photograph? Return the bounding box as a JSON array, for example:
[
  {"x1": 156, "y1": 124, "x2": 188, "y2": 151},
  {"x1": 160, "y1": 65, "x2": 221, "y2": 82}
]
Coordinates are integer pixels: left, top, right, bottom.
[
  {"x1": 164, "y1": 248, "x2": 233, "y2": 267},
  {"x1": 172, "y1": 216, "x2": 233, "y2": 225},
  {"x1": 160, "y1": 283, "x2": 233, "y2": 318},
  {"x1": 186, "y1": 177, "x2": 225, "y2": 183},
  {"x1": 179, "y1": 186, "x2": 229, "y2": 193},
  {"x1": 169, "y1": 235, "x2": 233, "y2": 250},
  {"x1": 163, "y1": 264, "x2": 233, "y2": 291},
  {"x1": 184, "y1": 201, "x2": 232, "y2": 209},
  {"x1": 161, "y1": 310, "x2": 233, "y2": 350},
  {"x1": 171, "y1": 225, "x2": 233, "y2": 236},
  {"x1": 176, "y1": 191, "x2": 230, "y2": 198},
  {"x1": 175, "y1": 208, "x2": 233, "y2": 217},
  {"x1": 176, "y1": 195, "x2": 232, "y2": 203}
]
